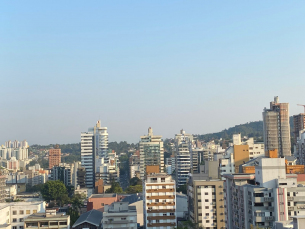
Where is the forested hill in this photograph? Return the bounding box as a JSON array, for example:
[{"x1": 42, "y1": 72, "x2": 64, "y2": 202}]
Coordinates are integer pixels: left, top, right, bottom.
[{"x1": 195, "y1": 116, "x2": 294, "y2": 142}]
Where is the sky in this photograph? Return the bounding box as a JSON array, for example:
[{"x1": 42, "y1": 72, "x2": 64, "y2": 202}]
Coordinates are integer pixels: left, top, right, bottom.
[{"x1": 1, "y1": 1, "x2": 305, "y2": 145}]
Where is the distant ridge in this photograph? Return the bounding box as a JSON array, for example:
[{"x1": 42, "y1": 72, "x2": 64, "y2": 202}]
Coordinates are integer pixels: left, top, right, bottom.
[{"x1": 195, "y1": 117, "x2": 294, "y2": 142}]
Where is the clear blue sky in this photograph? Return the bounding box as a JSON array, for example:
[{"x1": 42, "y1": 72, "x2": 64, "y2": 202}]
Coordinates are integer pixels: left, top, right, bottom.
[{"x1": 1, "y1": 1, "x2": 305, "y2": 144}]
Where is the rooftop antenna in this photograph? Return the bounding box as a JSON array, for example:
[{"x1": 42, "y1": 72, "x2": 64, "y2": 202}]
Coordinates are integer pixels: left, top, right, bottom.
[{"x1": 297, "y1": 104, "x2": 305, "y2": 113}]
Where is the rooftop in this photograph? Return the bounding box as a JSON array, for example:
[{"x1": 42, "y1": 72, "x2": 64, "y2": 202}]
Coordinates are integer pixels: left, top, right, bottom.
[
  {"x1": 72, "y1": 210, "x2": 103, "y2": 228},
  {"x1": 89, "y1": 193, "x2": 117, "y2": 198},
  {"x1": 25, "y1": 213, "x2": 69, "y2": 221},
  {"x1": 0, "y1": 201, "x2": 44, "y2": 211}
]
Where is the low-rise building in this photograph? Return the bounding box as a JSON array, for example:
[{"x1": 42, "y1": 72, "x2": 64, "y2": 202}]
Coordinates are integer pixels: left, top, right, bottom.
[
  {"x1": 72, "y1": 210, "x2": 103, "y2": 229},
  {"x1": 102, "y1": 202, "x2": 137, "y2": 229},
  {"x1": 24, "y1": 209, "x2": 70, "y2": 229},
  {"x1": 0, "y1": 201, "x2": 45, "y2": 229},
  {"x1": 87, "y1": 194, "x2": 121, "y2": 212}
]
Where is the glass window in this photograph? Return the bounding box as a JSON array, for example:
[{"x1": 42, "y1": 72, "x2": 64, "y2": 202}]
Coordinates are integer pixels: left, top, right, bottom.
[
  {"x1": 13, "y1": 211, "x2": 17, "y2": 215},
  {"x1": 19, "y1": 218, "x2": 24, "y2": 222},
  {"x1": 19, "y1": 210, "x2": 24, "y2": 215},
  {"x1": 13, "y1": 218, "x2": 17, "y2": 223},
  {"x1": 33, "y1": 210, "x2": 37, "y2": 213},
  {"x1": 26, "y1": 210, "x2": 30, "y2": 214}
]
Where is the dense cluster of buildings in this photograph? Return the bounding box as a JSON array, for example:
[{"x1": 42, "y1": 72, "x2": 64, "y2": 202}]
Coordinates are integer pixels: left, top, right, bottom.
[{"x1": 2, "y1": 96, "x2": 305, "y2": 229}]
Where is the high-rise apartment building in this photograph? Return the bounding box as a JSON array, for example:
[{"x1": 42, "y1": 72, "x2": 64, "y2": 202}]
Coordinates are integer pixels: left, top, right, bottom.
[
  {"x1": 49, "y1": 147, "x2": 61, "y2": 169},
  {"x1": 81, "y1": 132, "x2": 94, "y2": 188},
  {"x1": 187, "y1": 174, "x2": 225, "y2": 229},
  {"x1": 50, "y1": 163, "x2": 72, "y2": 186},
  {"x1": 224, "y1": 157, "x2": 305, "y2": 229},
  {"x1": 143, "y1": 173, "x2": 176, "y2": 228},
  {"x1": 0, "y1": 140, "x2": 29, "y2": 160},
  {"x1": 89, "y1": 121, "x2": 109, "y2": 159},
  {"x1": 175, "y1": 130, "x2": 193, "y2": 187},
  {"x1": 81, "y1": 121, "x2": 109, "y2": 188},
  {"x1": 263, "y1": 96, "x2": 291, "y2": 157},
  {"x1": 139, "y1": 127, "x2": 164, "y2": 179},
  {"x1": 293, "y1": 113, "x2": 305, "y2": 143}
]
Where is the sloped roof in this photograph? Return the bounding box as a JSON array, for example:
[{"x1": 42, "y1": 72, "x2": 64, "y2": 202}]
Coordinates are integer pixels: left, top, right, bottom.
[{"x1": 72, "y1": 210, "x2": 103, "y2": 228}]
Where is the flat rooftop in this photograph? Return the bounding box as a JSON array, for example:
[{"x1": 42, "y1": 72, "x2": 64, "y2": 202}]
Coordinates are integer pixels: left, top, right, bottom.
[{"x1": 25, "y1": 213, "x2": 69, "y2": 221}]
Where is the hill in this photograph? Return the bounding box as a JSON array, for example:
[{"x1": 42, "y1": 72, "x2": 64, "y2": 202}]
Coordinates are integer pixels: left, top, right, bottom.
[{"x1": 195, "y1": 116, "x2": 294, "y2": 142}]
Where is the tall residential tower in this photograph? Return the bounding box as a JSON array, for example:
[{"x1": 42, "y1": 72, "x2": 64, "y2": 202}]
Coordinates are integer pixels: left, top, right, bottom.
[
  {"x1": 139, "y1": 127, "x2": 164, "y2": 179},
  {"x1": 263, "y1": 96, "x2": 291, "y2": 157}
]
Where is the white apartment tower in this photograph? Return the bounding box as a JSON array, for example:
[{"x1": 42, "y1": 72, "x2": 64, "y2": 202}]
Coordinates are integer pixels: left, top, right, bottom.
[
  {"x1": 139, "y1": 127, "x2": 164, "y2": 179},
  {"x1": 263, "y1": 96, "x2": 291, "y2": 157},
  {"x1": 143, "y1": 173, "x2": 177, "y2": 229},
  {"x1": 81, "y1": 120, "x2": 109, "y2": 188},
  {"x1": 174, "y1": 129, "x2": 193, "y2": 187},
  {"x1": 89, "y1": 120, "x2": 109, "y2": 159},
  {"x1": 81, "y1": 132, "x2": 95, "y2": 188}
]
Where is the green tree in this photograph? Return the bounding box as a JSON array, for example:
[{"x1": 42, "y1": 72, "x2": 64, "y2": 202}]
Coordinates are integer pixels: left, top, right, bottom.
[
  {"x1": 129, "y1": 177, "x2": 142, "y2": 186},
  {"x1": 105, "y1": 182, "x2": 123, "y2": 193},
  {"x1": 125, "y1": 185, "x2": 142, "y2": 194},
  {"x1": 41, "y1": 181, "x2": 68, "y2": 205}
]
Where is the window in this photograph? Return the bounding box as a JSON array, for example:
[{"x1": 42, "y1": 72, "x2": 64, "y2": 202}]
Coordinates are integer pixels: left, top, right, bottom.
[
  {"x1": 26, "y1": 210, "x2": 30, "y2": 214},
  {"x1": 205, "y1": 199, "x2": 209, "y2": 202},
  {"x1": 19, "y1": 218, "x2": 24, "y2": 222},
  {"x1": 13, "y1": 211, "x2": 17, "y2": 215},
  {"x1": 121, "y1": 218, "x2": 126, "y2": 220},
  {"x1": 163, "y1": 213, "x2": 167, "y2": 216},
  {"x1": 6, "y1": 211, "x2": 9, "y2": 216},
  {"x1": 19, "y1": 210, "x2": 24, "y2": 215},
  {"x1": 205, "y1": 192, "x2": 208, "y2": 195},
  {"x1": 206, "y1": 220, "x2": 210, "y2": 223},
  {"x1": 13, "y1": 227, "x2": 17, "y2": 229},
  {"x1": 20, "y1": 226, "x2": 24, "y2": 229},
  {"x1": 206, "y1": 213, "x2": 209, "y2": 216},
  {"x1": 170, "y1": 213, "x2": 174, "y2": 216},
  {"x1": 205, "y1": 206, "x2": 209, "y2": 209},
  {"x1": 13, "y1": 218, "x2": 17, "y2": 223},
  {"x1": 101, "y1": 203, "x2": 104, "y2": 206},
  {"x1": 162, "y1": 186, "x2": 166, "y2": 189},
  {"x1": 33, "y1": 210, "x2": 37, "y2": 213},
  {"x1": 156, "y1": 220, "x2": 160, "y2": 223}
]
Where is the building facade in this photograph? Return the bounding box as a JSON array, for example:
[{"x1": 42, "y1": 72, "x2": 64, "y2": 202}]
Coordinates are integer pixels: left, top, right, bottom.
[
  {"x1": 81, "y1": 132, "x2": 94, "y2": 188},
  {"x1": 263, "y1": 96, "x2": 291, "y2": 157},
  {"x1": 48, "y1": 148, "x2": 61, "y2": 169},
  {"x1": 224, "y1": 157, "x2": 305, "y2": 229},
  {"x1": 139, "y1": 127, "x2": 164, "y2": 179},
  {"x1": 293, "y1": 113, "x2": 305, "y2": 144},
  {"x1": 143, "y1": 173, "x2": 177, "y2": 229},
  {"x1": 175, "y1": 130, "x2": 193, "y2": 187},
  {"x1": 187, "y1": 175, "x2": 225, "y2": 229},
  {"x1": 102, "y1": 202, "x2": 137, "y2": 229}
]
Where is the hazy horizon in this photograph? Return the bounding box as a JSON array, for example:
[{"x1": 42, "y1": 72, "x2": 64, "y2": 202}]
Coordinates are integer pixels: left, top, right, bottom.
[{"x1": 1, "y1": 1, "x2": 305, "y2": 145}]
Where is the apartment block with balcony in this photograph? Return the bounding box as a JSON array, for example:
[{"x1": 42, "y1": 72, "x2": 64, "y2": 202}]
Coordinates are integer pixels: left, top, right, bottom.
[
  {"x1": 224, "y1": 157, "x2": 305, "y2": 229},
  {"x1": 187, "y1": 174, "x2": 225, "y2": 229},
  {"x1": 102, "y1": 202, "x2": 137, "y2": 229},
  {"x1": 24, "y1": 209, "x2": 70, "y2": 229},
  {"x1": 144, "y1": 173, "x2": 176, "y2": 229},
  {"x1": 295, "y1": 130, "x2": 305, "y2": 166}
]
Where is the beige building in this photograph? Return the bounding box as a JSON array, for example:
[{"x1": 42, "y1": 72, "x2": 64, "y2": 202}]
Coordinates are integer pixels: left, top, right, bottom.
[
  {"x1": 24, "y1": 209, "x2": 70, "y2": 229},
  {"x1": 143, "y1": 173, "x2": 176, "y2": 229},
  {"x1": 263, "y1": 96, "x2": 291, "y2": 157},
  {"x1": 139, "y1": 127, "x2": 164, "y2": 179},
  {"x1": 102, "y1": 202, "x2": 137, "y2": 229},
  {"x1": 187, "y1": 174, "x2": 225, "y2": 229}
]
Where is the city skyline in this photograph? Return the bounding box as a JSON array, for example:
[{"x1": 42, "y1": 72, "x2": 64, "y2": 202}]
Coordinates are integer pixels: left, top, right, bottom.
[{"x1": 1, "y1": 1, "x2": 305, "y2": 144}]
